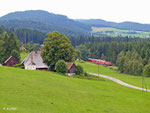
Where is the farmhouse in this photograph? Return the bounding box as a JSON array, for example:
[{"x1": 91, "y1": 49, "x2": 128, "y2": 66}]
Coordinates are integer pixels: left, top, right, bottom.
[
  {"x1": 22, "y1": 50, "x2": 48, "y2": 70},
  {"x1": 4, "y1": 56, "x2": 19, "y2": 66},
  {"x1": 66, "y1": 62, "x2": 76, "y2": 76}
]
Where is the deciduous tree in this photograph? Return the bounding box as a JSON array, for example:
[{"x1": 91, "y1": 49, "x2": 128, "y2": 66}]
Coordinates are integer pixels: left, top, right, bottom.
[
  {"x1": 75, "y1": 65, "x2": 84, "y2": 75},
  {"x1": 41, "y1": 31, "x2": 76, "y2": 69}
]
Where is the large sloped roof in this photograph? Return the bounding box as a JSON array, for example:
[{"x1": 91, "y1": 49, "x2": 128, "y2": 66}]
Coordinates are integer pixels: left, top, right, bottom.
[{"x1": 22, "y1": 51, "x2": 48, "y2": 69}]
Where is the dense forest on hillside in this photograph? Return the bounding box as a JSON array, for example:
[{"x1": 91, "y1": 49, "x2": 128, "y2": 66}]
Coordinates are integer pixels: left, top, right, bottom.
[
  {"x1": 0, "y1": 10, "x2": 91, "y2": 36},
  {"x1": 0, "y1": 27, "x2": 46, "y2": 44},
  {"x1": 69, "y1": 36, "x2": 141, "y2": 47},
  {"x1": 0, "y1": 20, "x2": 90, "y2": 36},
  {"x1": 15, "y1": 28, "x2": 45, "y2": 44},
  {"x1": 2, "y1": 10, "x2": 150, "y2": 37},
  {"x1": 1, "y1": 26, "x2": 142, "y2": 45}
]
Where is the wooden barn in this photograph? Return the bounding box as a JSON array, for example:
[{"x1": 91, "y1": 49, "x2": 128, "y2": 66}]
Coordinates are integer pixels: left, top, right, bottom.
[
  {"x1": 4, "y1": 56, "x2": 19, "y2": 66},
  {"x1": 66, "y1": 62, "x2": 76, "y2": 76},
  {"x1": 21, "y1": 50, "x2": 48, "y2": 70}
]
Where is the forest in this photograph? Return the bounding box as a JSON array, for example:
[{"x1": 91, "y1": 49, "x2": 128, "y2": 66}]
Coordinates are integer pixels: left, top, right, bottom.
[
  {"x1": 0, "y1": 32, "x2": 20, "y2": 64},
  {"x1": 0, "y1": 10, "x2": 91, "y2": 36},
  {"x1": 1, "y1": 26, "x2": 150, "y2": 76},
  {"x1": 74, "y1": 37, "x2": 150, "y2": 76}
]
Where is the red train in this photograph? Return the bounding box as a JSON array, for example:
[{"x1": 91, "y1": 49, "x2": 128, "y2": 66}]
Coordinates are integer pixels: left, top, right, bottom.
[{"x1": 88, "y1": 58, "x2": 112, "y2": 66}]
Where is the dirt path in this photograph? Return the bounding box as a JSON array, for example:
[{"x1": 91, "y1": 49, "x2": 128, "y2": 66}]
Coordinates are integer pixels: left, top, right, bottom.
[{"x1": 88, "y1": 72, "x2": 150, "y2": 92}]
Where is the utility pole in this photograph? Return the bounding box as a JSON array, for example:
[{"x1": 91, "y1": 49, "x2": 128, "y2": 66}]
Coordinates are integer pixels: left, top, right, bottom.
[{"x1": 98, "y1": 62, "x2": 99, "y2": 76}]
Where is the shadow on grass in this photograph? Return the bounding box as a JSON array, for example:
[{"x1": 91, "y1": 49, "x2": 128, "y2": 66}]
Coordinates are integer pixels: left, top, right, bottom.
[{"x1": 73, "y1": 74, "x2": 106, "y2": 81}]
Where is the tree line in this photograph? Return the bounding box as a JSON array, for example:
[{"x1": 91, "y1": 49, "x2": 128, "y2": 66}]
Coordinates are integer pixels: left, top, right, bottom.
[
  {"x1": 0, "y1": 32, "x2": 20, "y2": 63},
  {"x1": 0, "y1": 26, "x2": 45, "y2": 44},
  {"x1": 0, "y1": 26, "x2": 145, "y2": 45}
]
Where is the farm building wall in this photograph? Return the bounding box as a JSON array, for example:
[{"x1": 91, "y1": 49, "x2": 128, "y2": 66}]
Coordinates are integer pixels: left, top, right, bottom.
[
  {"x1": 5, "y1": 56, "x2": 19, "y2": 67},
  {"x1": 68, "y1": 64, "x2": 76, "y2": 73}
]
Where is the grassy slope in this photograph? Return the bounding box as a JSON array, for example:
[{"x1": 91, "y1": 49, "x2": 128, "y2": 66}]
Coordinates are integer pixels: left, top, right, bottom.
[
  {"x1": 20, "y1": 53, "x2": 29, "y2": 61},
  {"x1": 0, "y1": 66, "x2": 150, "y2": 113},
  {"x1": 76, "y1": 61, "x2": 150, "y2": 89}
]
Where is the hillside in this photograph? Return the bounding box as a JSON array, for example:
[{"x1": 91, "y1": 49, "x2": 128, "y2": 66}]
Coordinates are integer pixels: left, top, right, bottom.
[
  {"x1": 76, "y1": 19, "x2": 115, "y2": 27},
  {"x1": 0, "y1": 66, "x2": 150, "y2": 113},
  {"x1": 77, "y1": 19, "x2": 150, "y2": 32},
  {"x1": 0, "y1": 10, "x2": 91, "y2": 35},
  {"x1": 1, "y1": 10, "x2": 150, "y2": 38},
  {"x1": 91, "y1": 27, "x2": 150, "y2": 38},
  {"x1": 76, "y1": 61, "x2": 150, "y2": 89}
]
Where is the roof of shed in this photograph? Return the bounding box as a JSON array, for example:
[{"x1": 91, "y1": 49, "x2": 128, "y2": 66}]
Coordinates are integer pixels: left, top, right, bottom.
[
  {"x1": 66, "y1": 62, "x2": 75, "y2": 70},
  {"x1": 4, "y1": 56, "x2": 14, "y2": 64}
]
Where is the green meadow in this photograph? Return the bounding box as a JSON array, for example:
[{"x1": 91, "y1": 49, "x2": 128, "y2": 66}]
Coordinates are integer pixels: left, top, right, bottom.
[
  {"x1": 0, "y1": 54, "x2": 150, "y2": 113},
  {"x1": 20, "y1": 52, "x2": 29, "y2": 61},
  {"x1": 21, "y1": 53, "x2": 150, "y2": 89},
  {"x1": 76, "y1": 61, "x2": 150, "y2": 89},
  {"x1": 92, "y1": 27, "x2": 150, "y2": 38},
  {"x1": 0, "y1": 66, "x2": 150, "y2": 113}
]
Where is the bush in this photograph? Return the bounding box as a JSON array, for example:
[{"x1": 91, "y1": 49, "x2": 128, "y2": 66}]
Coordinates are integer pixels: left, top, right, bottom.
[
  {"x1": 74, "y1": 74, "x2": 102, "y2": 81},
  {"x1": 143, "y1": 64, "x2": 150, "y2": 77},
  {"x1": 49, "y1": 65, "x2": 55, "y2": 71},
  {"x1": 55, "y1": 60, "x2": 67, "y2": 74},
  {"x1": 13, "y1": 63, "x2": 24, "y2": 69},
  {"x1": 75, "y1": 65, "x2": 84, "y2": 75},
  {"x1": 84, "y1": 72, "x2": 88, "y2": 76}
]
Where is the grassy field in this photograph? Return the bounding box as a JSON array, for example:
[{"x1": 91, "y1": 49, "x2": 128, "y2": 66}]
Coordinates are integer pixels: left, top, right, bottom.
[
  {"x1": 92, "y1": 27, "x2": 150, "y2": 38},
  {"x1": 0, "y1": 66, "x2": 150, "y2": 113},
  {"x1": 76, "y1": 61, "x2": 150, "y2": 89},
  {"x1": 20, "y1": 52, "x2": 29, "y2": 61}
]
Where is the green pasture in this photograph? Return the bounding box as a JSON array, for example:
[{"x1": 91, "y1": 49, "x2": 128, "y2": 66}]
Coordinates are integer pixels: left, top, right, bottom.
[
  {"x1": 20, "y1": 52, "x2": 29, "y2": 61},
  {"x1": 92, "y1": 27, "x2": 150, "y2": 38},
  {"x1": 0, "y1": 66, "x2": 150, "y2": 113},
  {"x1": 76, "y1": 61, "x2": 150, "y2": 89}
]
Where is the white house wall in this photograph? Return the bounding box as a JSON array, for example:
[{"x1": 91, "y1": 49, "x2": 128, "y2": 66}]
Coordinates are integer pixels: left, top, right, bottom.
[{"x1": 25, "y1": 66, "x2": 36, "y2": 70}]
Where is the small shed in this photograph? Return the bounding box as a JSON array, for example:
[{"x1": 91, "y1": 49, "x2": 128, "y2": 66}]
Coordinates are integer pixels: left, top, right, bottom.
[
  {"x1": 4, "y1": 56, "x2": 19, "y2": 66},
  {"x1": 66, "y1": 62, "x2": 76, "y2": 76}
]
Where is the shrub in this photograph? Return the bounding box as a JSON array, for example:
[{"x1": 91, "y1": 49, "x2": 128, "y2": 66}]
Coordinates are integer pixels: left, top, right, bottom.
[
  {"x1": 55, "y1": 60, "x2": 67, "y2": 74},
  {"x1": 13, "y1": 63, "x2": 24, "y2": 69},
  {"x1": 143, "y1": 64, "x2": 150, "y2": 77},
  {"x1": 49, "y1": 65, "x2": 55, "y2": 71},
  {"x1": 84, "y1": 72, "x2": 88, "y2": 76},
  {"x1": 75, "y1": 65, "x2": 84, "y2": 75}
]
